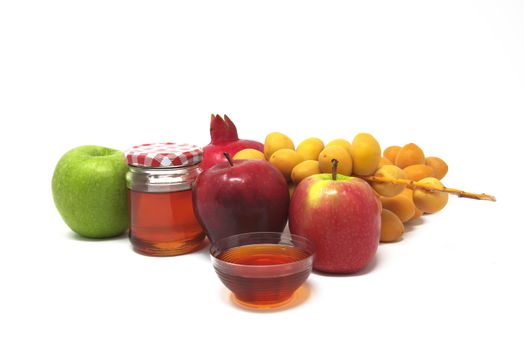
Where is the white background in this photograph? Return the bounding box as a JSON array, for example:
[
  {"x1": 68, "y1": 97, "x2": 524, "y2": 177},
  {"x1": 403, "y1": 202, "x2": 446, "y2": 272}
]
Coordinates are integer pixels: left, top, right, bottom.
[{"x1": 1, "y1": 1, "x2": 523, "y2": 349}]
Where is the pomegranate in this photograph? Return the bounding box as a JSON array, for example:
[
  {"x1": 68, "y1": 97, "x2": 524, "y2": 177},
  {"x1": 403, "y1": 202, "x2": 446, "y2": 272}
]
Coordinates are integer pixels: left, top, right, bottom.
[{"x1": 200, "y1": 114, "x2": 264, "y2": 170}]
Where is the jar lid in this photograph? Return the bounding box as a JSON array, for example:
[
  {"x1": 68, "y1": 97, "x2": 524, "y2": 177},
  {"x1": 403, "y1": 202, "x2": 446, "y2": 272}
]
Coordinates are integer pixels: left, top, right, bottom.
[{"x1": 125, "y1": 142, "x2": 203, "y2": 168}]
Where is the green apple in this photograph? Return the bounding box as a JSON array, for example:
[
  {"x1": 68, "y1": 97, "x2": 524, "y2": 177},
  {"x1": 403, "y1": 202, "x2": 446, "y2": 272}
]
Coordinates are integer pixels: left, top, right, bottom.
[{"x1": 52, "y1": 145, "x2": 129, "y2": 238}]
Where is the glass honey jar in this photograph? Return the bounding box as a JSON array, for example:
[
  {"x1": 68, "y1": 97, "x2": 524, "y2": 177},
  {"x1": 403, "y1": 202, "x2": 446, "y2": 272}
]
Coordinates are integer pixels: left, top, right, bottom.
[{"x1": 125, "y1": 142, "x2": 205, "y2": 256}]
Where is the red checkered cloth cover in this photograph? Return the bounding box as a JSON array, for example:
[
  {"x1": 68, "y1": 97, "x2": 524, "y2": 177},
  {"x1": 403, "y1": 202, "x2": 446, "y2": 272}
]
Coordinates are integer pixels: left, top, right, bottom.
[{"x1": 125, "y1": 142, "x2": 203, "y2": 168}]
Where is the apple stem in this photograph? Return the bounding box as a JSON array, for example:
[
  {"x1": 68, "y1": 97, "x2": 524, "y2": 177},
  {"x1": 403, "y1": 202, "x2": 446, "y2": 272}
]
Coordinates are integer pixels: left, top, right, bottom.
[
  {"x1": 331, "y1": 159, "x2": 338, "y2": 180},
  {"x1": 224, "y1": 152, "x2": 234, "y2": 166}
]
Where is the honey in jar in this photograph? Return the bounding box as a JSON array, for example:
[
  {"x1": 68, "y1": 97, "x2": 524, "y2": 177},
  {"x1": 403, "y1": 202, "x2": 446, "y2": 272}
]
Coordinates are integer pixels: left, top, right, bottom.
[{"x1": 125, "y1": 142, "x2": 204, "y2": 256}]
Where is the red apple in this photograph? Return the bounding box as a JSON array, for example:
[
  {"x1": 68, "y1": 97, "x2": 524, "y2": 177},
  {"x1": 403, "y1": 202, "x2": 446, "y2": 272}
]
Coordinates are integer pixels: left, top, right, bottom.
[
  {"x1": 289, "y1": 173, "x2": 381, "y2": 273},
  {"x1": 193, "y1": 154, "x2": 289, "y2": 243}
]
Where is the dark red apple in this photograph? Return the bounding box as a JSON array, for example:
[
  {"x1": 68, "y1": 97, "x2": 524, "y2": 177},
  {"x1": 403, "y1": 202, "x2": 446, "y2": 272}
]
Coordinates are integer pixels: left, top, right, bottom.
[
  {"x1": 289, "y1": 172, "x2": 381, "y2": 273},
  {"x1": 193, "y1": 154, "x2": 289, "y2": 243}
]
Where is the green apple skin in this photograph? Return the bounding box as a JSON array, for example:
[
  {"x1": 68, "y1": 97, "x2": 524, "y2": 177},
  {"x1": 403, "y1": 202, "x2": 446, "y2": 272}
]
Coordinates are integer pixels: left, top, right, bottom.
[{"x1": 52, "y1": 145, "x2": 129, "y2": 238}]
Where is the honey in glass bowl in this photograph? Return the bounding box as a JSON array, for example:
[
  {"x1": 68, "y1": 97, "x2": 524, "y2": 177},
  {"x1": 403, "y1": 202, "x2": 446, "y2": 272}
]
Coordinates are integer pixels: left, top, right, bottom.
[{"x1": 210, "y1": 232, "x2": 315, "y2": 308}]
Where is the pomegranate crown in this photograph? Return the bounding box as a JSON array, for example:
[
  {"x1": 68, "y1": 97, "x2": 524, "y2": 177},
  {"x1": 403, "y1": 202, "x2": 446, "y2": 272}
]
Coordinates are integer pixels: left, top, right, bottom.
[{"x1": 210, "y1": 114, "x2": 239, "y2": 143}]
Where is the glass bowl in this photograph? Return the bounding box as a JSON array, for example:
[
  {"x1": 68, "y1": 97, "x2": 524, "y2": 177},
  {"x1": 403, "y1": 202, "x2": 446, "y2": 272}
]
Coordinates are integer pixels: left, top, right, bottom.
[{"x1": 210, "y1": 232, "x2": 315, "y2": 308}]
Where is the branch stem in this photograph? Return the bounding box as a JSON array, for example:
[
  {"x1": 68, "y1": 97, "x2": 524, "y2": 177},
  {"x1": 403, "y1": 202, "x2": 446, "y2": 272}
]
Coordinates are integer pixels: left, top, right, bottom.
[{"x1": 362, "y1": 176, "x2": 496, "y2": 201}]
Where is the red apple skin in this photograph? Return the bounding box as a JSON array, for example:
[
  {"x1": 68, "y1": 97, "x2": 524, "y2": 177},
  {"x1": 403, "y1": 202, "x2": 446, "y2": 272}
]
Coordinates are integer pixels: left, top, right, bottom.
[
  {"x1": 289, "y1": 174, "x2": 381, "y2": 274},
  {"x1": 193, "y1": 159, "x2": 290, "y2": 243}
]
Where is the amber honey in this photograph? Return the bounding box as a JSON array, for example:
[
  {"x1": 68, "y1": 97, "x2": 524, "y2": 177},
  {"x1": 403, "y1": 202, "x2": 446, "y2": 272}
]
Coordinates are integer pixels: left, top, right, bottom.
[
  {"x1": 215, "y1": 243, "x2": 312, "y2": 307},
  {"x1": 129, "y1": 189, "x2": 204, "y2": 256},
  {"x1": 125, "y1": 142, "x2": 205, "y2": 257}
]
